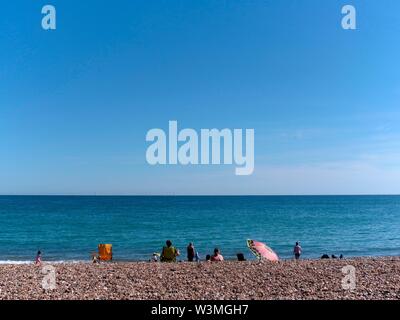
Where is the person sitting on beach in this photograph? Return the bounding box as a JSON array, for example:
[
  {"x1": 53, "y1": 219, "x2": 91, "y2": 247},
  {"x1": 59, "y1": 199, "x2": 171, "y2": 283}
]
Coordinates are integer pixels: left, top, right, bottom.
[
  {"x1": 151, "y1": 253, "x2": 159, "y2": 262},
  {"x1": 205, "y1": 254, "x2": 211, "y2": 262},
  {"x1": 293, "y1": 242, "x2": 302, "y2": 260},
  {"x1": 321, "y1": 254, "x2": 329, "y2": 259},
  {"x1": 91, "y1": 252, "x2": 100, "y2": 264},
  {"x1": 187, "y1": 242, "x2": 195, "y2": 262},
  {"x1": 210, "y1": 248, "x2": 224, "y2": 262},
  {"x1": 160, "y1": 240, "x2": 180, "y2": 262},
  {"x1": 35, "y1": 250, "x2": 42, "y2": 265}
]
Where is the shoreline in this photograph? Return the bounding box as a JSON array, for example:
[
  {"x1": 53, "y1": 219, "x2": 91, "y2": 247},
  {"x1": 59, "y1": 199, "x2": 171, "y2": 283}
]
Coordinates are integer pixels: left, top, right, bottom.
[
  {"x1": 0, "y1": 257, "x2": 398, "y2": 300},
  {"x1": 0, "y1": 254, "x2": 398, "y2": 264}
]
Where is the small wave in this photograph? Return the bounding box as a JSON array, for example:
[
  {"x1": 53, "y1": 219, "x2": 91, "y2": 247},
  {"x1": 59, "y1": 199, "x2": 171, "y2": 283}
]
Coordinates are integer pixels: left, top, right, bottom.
[
  {"x1": 0, "y1": 260, "x2": 89, "y2": 265},
  {"x1": 0, "y1": 260, "x2": 33, "y2": 265}
]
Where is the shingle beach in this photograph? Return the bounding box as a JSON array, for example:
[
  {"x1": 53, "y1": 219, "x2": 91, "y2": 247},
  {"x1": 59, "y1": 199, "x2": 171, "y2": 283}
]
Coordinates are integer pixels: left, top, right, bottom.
[{"x1": 0, "y1": 257, "x2": 399, "y2": 300}]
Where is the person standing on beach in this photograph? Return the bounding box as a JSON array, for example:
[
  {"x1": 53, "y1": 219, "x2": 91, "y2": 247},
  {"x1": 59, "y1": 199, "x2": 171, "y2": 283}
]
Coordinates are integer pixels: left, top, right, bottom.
[
  {"x1": 35, "y1": 250, "x2": 42, "y2": 265},
  {"x1": 160, "y1": 240, "x2": 180, "y2": 262},
  {"x1": 187, "y1": 242, "x2": 195, "y2": 262},
  {"x1": 293, "y1": 242, "x2": 302, "y2": 260},
  {"x1": 210, "y1": 248, "x2": 224, "y2": 262}
]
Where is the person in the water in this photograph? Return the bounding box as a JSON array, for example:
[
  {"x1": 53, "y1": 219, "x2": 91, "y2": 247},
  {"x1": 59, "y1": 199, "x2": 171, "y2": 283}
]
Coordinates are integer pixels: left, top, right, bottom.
[{"x1": 293, "y1": 242, "x2": 302, "y2": 260}]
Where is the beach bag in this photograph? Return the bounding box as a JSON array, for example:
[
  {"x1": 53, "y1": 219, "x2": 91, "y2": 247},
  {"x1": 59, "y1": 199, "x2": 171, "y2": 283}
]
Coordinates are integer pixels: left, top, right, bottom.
[
  {"x1": 98, "y1": 244, "x2": 113, "y2": 261},
  {"x1": 237, "y1": 253, "x2": 246, "y2": 261}
]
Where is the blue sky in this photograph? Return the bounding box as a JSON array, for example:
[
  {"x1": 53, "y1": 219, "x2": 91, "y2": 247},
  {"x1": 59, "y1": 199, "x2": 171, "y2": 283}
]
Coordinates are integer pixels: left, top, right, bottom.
[{"x1": 1, "y1": 0, "x2": 400, "y2": 195}]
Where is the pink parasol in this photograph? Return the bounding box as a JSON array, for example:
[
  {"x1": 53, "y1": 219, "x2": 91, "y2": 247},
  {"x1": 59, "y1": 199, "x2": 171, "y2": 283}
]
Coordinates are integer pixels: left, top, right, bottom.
[{"x1": 247, "y1": 239, "x2": 279, "y2": 262}]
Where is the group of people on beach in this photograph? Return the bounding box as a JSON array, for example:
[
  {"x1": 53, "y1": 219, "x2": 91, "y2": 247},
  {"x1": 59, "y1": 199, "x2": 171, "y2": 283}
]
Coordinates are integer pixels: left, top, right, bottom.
[
  {"x1": 153, "y1": 240, "x2": 304, "y2": 262},
  {"x1": 151, "y1": 240, "x2": 224, "y2": 263},
  {"x1": 34, "y1": 240, "x2": 342, "y2": 263},
  {"x1": 293, "y1": 242, "x2": 344, "y2": 260},
  {"x1": 154, "y1": 240, "x2": 309, "y2": 262}
]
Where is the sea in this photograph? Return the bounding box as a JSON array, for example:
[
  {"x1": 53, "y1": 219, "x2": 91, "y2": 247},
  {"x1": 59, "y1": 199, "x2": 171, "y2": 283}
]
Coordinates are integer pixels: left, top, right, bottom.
[{"x1": 0, "y1": 195, "x2": 399, "y2": 263}]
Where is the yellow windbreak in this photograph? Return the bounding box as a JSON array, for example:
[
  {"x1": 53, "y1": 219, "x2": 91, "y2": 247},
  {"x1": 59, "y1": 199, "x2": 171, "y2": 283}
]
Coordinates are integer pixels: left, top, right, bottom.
[{"x1": 98, "y1": 244, "x2": 112, "y2": 261}]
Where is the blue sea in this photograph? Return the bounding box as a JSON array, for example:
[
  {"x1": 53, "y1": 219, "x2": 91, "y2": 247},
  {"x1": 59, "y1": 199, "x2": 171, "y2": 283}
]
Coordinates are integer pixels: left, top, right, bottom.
[{"x1": 0, "y1": 196, "x2": 399, "y2": 263}]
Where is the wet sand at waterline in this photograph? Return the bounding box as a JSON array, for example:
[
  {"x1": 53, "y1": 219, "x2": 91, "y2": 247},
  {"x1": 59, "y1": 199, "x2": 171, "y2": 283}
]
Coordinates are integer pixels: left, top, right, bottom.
[{"x1": 0, "y1": 257, "x2": 399, "y2": 300}]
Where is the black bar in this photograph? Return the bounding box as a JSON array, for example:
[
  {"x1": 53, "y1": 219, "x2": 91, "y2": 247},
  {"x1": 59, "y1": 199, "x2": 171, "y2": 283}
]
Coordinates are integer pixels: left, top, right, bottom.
[{"x1": 1, "y1": 300, "x2": 399, "y2": 319}]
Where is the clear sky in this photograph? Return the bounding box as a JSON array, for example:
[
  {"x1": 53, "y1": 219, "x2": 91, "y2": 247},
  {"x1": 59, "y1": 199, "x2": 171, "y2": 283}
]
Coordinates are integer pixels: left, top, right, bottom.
[{"x1": 1, "y1": 0, "x2": 400, "y2": 195}]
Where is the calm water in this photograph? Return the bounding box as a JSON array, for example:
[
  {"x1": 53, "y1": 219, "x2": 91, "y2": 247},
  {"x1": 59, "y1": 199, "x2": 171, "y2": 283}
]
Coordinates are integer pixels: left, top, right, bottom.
[{"x1": 0, "y1": 196, "x2": 399, "y2": 262}]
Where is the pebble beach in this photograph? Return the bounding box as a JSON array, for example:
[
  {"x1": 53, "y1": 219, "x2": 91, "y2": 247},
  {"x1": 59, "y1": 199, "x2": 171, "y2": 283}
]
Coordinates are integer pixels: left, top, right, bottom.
[{"x1": 0, "y1": 257, "x2": 399, "y2": 300}]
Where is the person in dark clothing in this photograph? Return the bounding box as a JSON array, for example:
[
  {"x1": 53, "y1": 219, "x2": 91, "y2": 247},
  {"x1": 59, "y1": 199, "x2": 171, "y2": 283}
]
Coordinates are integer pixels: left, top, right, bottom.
[{"x1": 187, "y1": 242, "x2": 195, "y2": 262}]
